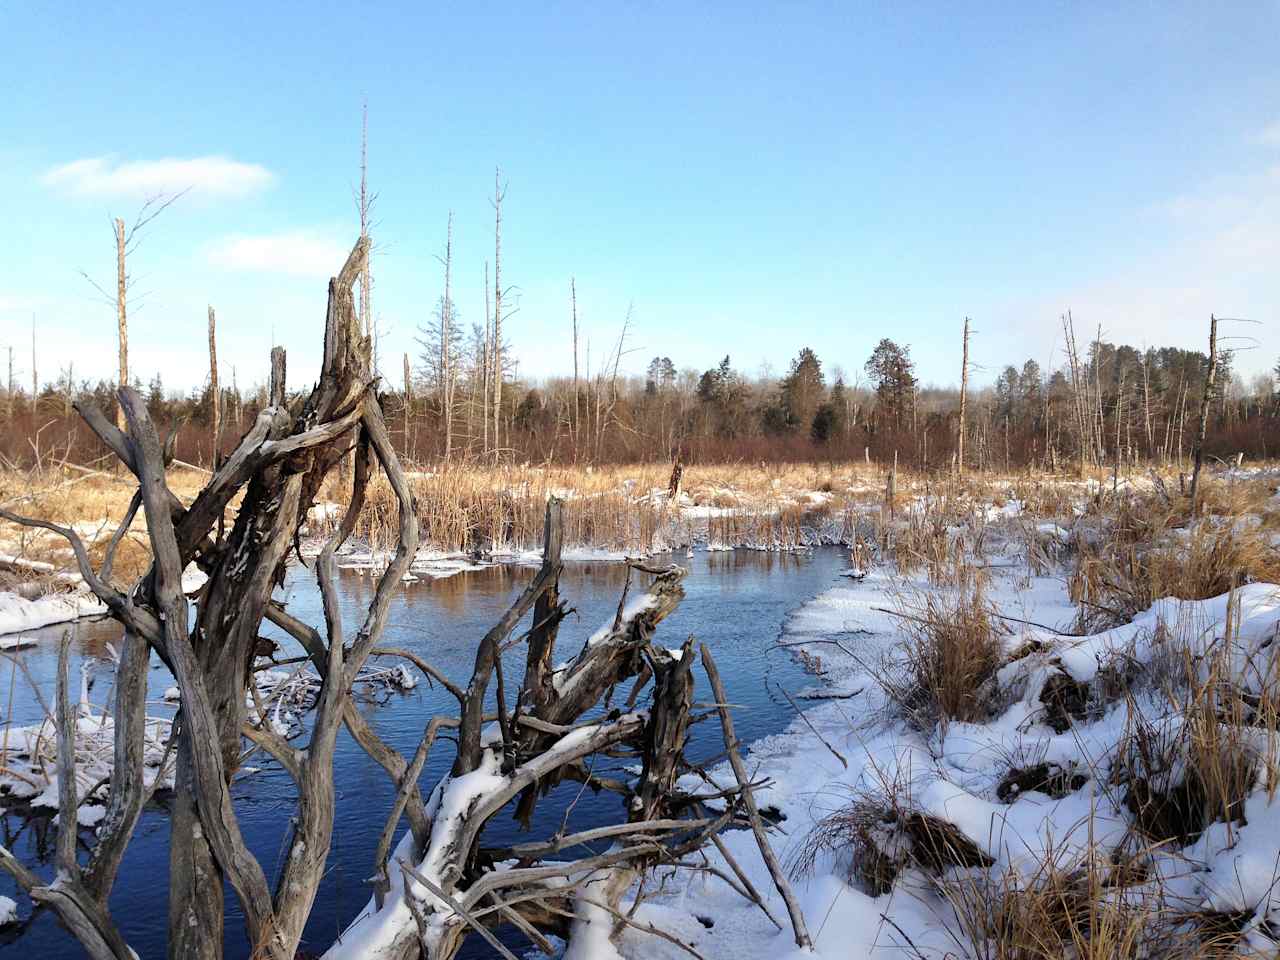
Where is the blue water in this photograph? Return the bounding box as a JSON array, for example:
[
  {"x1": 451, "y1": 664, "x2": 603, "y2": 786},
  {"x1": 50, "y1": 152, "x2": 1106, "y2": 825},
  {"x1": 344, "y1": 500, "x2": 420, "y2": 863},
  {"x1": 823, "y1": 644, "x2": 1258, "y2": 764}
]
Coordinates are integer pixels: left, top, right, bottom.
[{"x1": 0, "y1": 546, "x2": 847, "y2": 958}]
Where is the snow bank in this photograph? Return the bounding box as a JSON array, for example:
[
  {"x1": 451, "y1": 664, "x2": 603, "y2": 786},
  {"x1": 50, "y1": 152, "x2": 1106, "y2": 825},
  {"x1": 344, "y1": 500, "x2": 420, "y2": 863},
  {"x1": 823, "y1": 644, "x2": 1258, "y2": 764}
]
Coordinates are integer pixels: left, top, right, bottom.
[
  {"x1": 0, "y1": 589, "x2": 107, "y2": 636},
  {"x1": 619, "y1": 516, "x2": 1280, "y2": 958}
]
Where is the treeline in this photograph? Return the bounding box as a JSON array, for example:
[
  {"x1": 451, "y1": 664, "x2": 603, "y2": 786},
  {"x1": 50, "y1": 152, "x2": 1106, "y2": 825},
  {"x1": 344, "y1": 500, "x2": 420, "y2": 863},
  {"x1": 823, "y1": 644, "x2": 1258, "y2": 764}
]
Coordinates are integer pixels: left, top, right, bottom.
[{"x1": 5, "y1": 326, "x2": 1280, "y2": 472}]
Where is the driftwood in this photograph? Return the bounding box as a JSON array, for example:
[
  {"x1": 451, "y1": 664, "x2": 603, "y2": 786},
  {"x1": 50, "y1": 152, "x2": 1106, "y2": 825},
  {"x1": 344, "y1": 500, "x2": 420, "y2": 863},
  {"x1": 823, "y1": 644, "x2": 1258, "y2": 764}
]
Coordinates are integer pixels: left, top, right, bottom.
[
  {"x1": 0, "y1": 237, "x2": 795, "y2": 960},
  {"x1": 702, "y1": 644, "x2": 812, "y2": 950}
]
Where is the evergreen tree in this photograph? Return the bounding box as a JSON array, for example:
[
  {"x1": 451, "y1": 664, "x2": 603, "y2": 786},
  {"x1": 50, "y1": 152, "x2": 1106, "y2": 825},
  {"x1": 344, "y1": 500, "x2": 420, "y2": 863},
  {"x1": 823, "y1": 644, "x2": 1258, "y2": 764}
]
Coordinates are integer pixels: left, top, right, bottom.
[
  {"x1": 779, "y1": 347, "x2": 825, "y2": 431},
  {"x1": 864, "y1": 339, "x2": 917, "y2": 430}
]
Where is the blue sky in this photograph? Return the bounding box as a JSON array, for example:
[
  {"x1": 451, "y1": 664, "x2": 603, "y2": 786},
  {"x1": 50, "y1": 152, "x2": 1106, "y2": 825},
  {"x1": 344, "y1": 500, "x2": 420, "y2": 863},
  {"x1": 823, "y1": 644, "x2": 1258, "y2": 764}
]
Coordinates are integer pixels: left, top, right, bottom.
[{"x1": 3, "y1": 2, "x2": 1279, "y2": 393}]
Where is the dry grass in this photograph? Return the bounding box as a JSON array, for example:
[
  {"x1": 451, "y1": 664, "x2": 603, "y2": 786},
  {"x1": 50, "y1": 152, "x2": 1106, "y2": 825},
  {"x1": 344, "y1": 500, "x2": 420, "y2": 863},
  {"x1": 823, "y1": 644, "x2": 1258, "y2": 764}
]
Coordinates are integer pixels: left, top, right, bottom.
[
  {"x1": 934, "y1": 838, "x2": 1230, "y2": 960},
  {"x1": 351, "y1": 460, "x2": 886, "y2": 554},
  {"x1": 1110, "y1": 600, "x2": 1278, "y2": 849},
  {"x1": 882, "y1": 584, "x2": 1009, "y2": 730},
  {"x1": 0, "y1": 465, "x2": 214, "y2": 586},
  {"x1": 1070, "y1": 494, "x2": 1280, "y2": 632},
  {"x1": 0, "y1": 459, "x2": 891, "y2": 583},
  {"x1": 788, "y1": 769, "x2": 992, "y2": 897},
  {"x1": 802, "y1": 467, "x2": 1280, "y2": 959}
]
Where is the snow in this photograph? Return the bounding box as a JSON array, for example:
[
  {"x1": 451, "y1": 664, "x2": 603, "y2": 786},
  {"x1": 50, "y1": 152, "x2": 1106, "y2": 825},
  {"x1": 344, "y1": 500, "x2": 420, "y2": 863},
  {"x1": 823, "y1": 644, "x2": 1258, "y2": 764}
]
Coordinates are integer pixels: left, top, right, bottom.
[
  {"x1": 562, "y1": 892, "x2": 625, "y2": 960},
  {"x1": 323, "y1": 737, "x2": 509, "y2": 959},
  {"x1": 587, "y1": 594, "x2": 658, "y2": 647},
  {"x1": 0, "y1": 589, "x2": 107, "y2": 636},
  {"x1": 180, "y1": 562, "x2": 208, "y2": 594},
  {"x1": 0, "y1": 707, "x2": 175, "y2": 805},
  {"x1": 600, "y1": 496, "x2": 1280, "y2": 960},
  {"x1": 12, "y1": 473, "x2": 1280, "y2": 958}
]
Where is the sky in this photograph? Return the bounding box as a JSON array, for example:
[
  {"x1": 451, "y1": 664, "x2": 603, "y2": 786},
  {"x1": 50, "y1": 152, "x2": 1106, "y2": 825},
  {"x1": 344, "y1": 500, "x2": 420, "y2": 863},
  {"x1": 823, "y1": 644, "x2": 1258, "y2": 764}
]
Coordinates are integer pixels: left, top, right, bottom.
[{"x1": 3, "y1": 2, "x2": 1279, "y2": 395}]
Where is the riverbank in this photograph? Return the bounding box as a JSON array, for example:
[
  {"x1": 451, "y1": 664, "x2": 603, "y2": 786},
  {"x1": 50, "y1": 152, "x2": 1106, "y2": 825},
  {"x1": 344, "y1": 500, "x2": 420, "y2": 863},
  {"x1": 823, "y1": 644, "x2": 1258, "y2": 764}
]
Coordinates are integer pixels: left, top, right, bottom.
[{"x1": 593, "y1": 468, "x2": 1280, "y2": 959}]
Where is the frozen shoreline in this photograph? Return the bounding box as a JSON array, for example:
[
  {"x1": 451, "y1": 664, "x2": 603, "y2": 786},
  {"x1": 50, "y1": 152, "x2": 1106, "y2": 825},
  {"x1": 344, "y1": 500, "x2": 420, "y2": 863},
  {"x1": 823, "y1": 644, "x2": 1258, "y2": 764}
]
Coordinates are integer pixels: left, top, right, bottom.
[{"x1": 589, "y1": 518, "x2": 1280, "y2": 958}]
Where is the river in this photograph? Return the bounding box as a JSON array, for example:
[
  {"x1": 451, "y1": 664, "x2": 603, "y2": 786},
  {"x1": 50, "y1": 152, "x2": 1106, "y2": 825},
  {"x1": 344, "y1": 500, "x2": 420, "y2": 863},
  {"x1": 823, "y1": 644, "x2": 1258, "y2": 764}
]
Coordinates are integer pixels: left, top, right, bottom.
[{"x1": 0, "y1": 546, "x2": 848, "y2": 958}]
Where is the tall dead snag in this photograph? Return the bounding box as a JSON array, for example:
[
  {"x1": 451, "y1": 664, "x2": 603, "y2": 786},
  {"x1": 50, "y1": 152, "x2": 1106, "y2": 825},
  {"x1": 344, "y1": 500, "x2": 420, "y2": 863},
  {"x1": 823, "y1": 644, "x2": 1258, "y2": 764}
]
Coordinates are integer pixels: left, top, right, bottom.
[
  {"x1": 208, "y1": 305, "x2": 221, "y2": 468},
  {"x1": 483, "y1": 260, "x2": 491, "y2": 456},
  {"x1": 441, "y1": 211, "x2": 455, "y2": 459},
  {"x1": 1063, "y1": 311, "x2": 1092, "y2": 476},
  {"x1": 491, "y1": 169, "x2": 507, "y2": 461},
  {"x1": 29, "y1": 315, "x2": 37, "y2": 413},
  {"x1": 403, "y1": 351, "x2": 412, "y2": 457},
  {"x1": 571, "y1": 277, "x2": 580, "y2": 455},
  {"x1": 957, "y1": 316, "x2": 969, "y2": 476},
  {"x1": 1189, "y1": 313, "x2": 1219, "y2": 515},
  {"x1": 115, "y1": 217, "x2": 127, "y2": 429},
  {"x1": 358, "y1": 100, "x2": 376, "y2": 370}
]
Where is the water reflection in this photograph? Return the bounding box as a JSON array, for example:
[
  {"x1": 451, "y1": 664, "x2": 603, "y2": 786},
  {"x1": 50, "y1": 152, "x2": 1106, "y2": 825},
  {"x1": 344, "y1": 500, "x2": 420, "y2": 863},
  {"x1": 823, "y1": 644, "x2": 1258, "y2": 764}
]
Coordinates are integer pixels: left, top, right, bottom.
[{"x1": 1, "y1": 546, "x2": 848, "y2": 959}]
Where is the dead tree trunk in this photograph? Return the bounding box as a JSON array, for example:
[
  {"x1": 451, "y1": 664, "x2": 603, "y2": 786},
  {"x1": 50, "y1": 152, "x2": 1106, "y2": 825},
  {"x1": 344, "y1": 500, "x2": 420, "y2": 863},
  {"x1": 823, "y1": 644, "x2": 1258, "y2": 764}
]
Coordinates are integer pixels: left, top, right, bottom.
[
  {"x1": 2, "y1": 237, "x2": 395, "y2": 960},
  {"x1": 359, "y1": 101, "x2": 375, "y2": 371},
  {"x1": 115, "y1": 217, "x2": 127, "y2": 429},
  {"x1": 491, "y1": 170, "x2": 505, "y2": 463},
  {"x1": 483, "y1": 260, "x2": 491, "y2": 457},
  {"x1": 1189, "y1": 314, "x2": 1219, "y2": 515},
  {"x1": 441, "y1": 212, "x2": 454, "y2": 460},
  {"x1": 30, "y1": 315, "x2": 37, "y2": 414},
  {"x1": 208, "y1": 305, "x2": 220, "y2": 469},
  {"x1": 957, "y1": 316, "x2": 969, "y2": 476},
  {"x1": 403, "y1": 351, "x2": 412, "y2": 459},
  {"x1": 571, "y1": 277, "x2": 580, "y2": 457}
]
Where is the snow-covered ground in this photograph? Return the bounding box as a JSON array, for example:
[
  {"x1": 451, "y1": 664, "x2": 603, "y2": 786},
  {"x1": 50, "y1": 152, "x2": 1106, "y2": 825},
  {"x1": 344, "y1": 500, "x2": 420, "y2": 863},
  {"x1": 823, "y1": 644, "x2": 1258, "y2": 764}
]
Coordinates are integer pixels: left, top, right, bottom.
[
  {"x1": 0, "y1": 589, "x2": 107, "y2": 636},
  {"x1": 7, "y1": 465, "x2": 1280, "y2": 955},
  {"x1": 0, "y1": 562, "x2": 206, "y2": 638},
  {"x1": 576, "y1": 493, "x2": 1280, "y2": 959}
]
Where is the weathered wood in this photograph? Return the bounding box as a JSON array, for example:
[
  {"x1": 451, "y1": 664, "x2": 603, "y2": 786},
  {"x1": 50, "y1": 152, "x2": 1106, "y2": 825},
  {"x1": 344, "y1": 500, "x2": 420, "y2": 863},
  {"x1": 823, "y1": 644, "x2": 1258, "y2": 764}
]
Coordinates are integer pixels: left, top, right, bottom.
[
  {"x1": 957, "y1": 316, "x2": 969, "y2": 476},
  {"x1": 517, "y1": 498, "x2": 565, "y2": 728},
  {"x1": 208, "y1": 305, "x2": 220, "y2": 469},
  {"x1": 633, "y1": 635, "x2": 695, "y2": 820},
  {"x1": 2, "y1": 232, "x2": 747, "y2": 960},
  {"x1": 84, "y1": 627, "x2": 149, "y2": 902},
  {"x1": 701, "y1": 644, "x2": 812, "y2": 950},
  {"x1": 1189, "y1": 314, "x2": 1218, "y2": 515},
  {"x1": 115, "y1": 216, "x2": 127, "y2": 431}
]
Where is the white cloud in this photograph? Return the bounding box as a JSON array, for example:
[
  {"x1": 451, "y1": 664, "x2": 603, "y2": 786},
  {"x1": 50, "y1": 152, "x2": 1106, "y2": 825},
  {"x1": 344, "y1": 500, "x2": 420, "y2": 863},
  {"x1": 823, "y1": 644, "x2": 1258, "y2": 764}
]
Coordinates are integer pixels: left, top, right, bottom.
[
  {"x1": 996, "y1": 160, "x2": 1280, "y2": 374},
  {"x1": 41, "y1": 155, "x2": 274, "y2": 198},
  {"x1": 206, "y1": 230, "x2": 353, "y2": 278}
]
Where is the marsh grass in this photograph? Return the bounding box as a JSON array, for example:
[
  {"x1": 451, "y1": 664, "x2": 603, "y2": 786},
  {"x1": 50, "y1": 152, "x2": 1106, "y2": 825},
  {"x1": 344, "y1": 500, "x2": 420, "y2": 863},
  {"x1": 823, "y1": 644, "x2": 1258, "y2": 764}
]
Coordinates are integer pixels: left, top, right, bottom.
[
  {"x1": 880, "y1": 583, "x2": 1009, "y2": 731},
  {"x1": 933, "y1": 836, "x2": 1224, "y2": 960},
  {"x1": 1069, "y1": 491, "x2": 1280, "y2": 632},
  {"x1": 788, "y1": 768, "x2": 992, "y2": 897}
]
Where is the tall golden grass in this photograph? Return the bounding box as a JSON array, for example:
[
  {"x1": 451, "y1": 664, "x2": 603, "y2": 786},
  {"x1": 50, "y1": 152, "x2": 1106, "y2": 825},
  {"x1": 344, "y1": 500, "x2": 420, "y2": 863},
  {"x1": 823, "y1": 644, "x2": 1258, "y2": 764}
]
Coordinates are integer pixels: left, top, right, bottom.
[{"x1": 351, "y1": 461, "x2": 885, "y2": 554}]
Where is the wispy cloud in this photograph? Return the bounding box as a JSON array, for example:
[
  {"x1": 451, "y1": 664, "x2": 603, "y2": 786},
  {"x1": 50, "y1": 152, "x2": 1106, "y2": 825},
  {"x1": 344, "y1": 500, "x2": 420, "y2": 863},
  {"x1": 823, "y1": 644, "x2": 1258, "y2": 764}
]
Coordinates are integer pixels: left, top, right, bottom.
[
  {"x1": 206, "y1": 230, "x2": 352, "y2": 278},
  {"x1": 1003, "y1": 158, "x2": 1280, "y2": 365},
  {"x1": 41, "y1": 155, "x2": 274, "y2": 198},
  {"x1": 1253, "y1": 121, "x2": 1280, "y2": 147}
]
